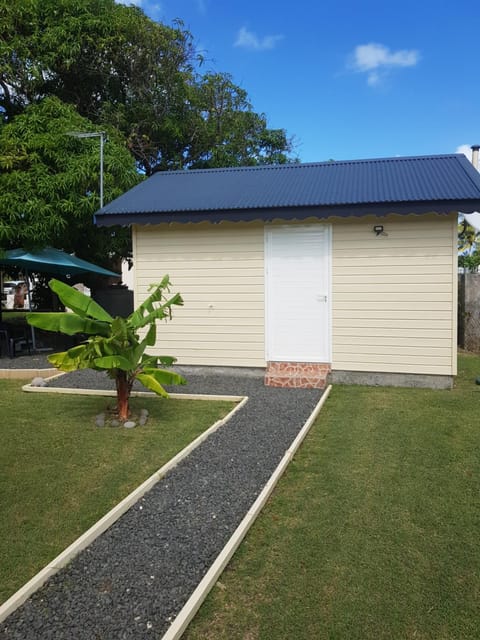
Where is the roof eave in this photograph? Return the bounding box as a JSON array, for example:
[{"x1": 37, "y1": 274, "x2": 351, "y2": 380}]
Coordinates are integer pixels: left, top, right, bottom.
[{"x1": 95, "y1": 199, "x2": 478, "y2": 227}]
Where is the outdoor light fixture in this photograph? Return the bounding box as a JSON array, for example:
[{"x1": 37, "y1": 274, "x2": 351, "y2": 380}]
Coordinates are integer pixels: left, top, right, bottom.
[
  {"x1": 67, "y1": 131, "x2": 105, "y2": 208},
  {"x1": 373, "y1": 225, "x2": 388, "y2": 236}
]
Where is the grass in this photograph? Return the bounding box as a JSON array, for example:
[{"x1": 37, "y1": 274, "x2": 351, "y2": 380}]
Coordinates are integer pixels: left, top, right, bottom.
[
  {"x1": 0, "y1": 381, "x2": 234, "y2": 605},
  {"x1": 184, "y1": 353, "x2": 480, "y2": 640}
]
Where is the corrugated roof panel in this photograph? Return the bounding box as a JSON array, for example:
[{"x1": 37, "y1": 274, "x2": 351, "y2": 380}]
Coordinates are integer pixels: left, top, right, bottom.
[{"x1": 95, "y1": 154, "x2": 480, "y2": 224}]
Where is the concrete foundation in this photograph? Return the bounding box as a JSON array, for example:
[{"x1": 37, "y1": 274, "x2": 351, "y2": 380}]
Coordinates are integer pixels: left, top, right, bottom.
[{"x1": 329, "y1": 370, "x2": 454, "y2": 390}]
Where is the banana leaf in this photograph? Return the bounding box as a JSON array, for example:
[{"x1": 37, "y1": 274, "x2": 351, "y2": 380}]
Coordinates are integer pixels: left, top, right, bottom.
[
  {"x1": 94, "y1": 355, "x2": 136, "y2": 371},
  {"x1": 27, "y1": 312, "x2": 110, "y2": 336},
  {"x1": 137, "y1": 368, "x2": 186, "y2": 397},
  {"x1": 48, "y1": 348, "x2": 92, "y2": 371},
  {"x1": 49, "y1": 279, "x2": 114, "y2": 322},
  {"x1": 128, "y1": 277, "x2": 183, "y2": 329}
]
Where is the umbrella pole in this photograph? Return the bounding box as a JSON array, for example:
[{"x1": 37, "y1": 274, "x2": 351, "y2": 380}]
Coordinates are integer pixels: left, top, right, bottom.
[{"x1": 25, "y1": 269, "x2": 37, "y2": 352}]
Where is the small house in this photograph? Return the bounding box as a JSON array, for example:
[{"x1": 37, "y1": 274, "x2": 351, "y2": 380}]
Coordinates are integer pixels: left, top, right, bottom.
[{"x1": 95, "y1": 154, "x2": 480, "y2": 389}]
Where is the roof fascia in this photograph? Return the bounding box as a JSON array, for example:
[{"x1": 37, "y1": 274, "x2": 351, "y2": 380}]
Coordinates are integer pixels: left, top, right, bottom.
[{"x1": 95, "y1": 199, "x2": 478, "y2": 227}]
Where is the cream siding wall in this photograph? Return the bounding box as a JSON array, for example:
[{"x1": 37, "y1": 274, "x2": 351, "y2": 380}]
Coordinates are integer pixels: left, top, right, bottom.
[
  {"x1": 132, "y1": 222, "x2": 266, "y2": 367},
  {"x1": 331, "y1": 214, "x2": 457, "y2": 376},
  {"x1": 133, "y1": 213, "x2": 457, "y2": 377}
]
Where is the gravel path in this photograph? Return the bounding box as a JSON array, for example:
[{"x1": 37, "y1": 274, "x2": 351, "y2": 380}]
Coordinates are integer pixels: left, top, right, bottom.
[{"x1": 1, "y1": 366, "x2": 322, "y2": 639}]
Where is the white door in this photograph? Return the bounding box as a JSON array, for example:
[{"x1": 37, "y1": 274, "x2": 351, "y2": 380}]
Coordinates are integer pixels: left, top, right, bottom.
[{"x1": 265, "y1": 224, "x2": 331, "y2": 362}]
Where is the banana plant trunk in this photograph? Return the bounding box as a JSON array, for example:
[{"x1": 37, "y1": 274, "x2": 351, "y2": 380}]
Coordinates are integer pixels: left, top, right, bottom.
[{"x1": 115, "y1": 371, "x2": 133, "y2": 421}]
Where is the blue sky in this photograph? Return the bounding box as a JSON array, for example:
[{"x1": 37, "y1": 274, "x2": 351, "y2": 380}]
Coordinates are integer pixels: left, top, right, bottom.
[{"x1": 117, "y1": 0, "x2": 479, "y2": 163}]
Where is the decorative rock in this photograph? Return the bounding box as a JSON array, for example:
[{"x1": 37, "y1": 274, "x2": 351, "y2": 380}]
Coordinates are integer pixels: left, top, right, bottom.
[
  {"x1": 110, "y1": 419, "x2": 120, "y2": 428},
  {"x1": 31, "y1": 377, "x2": 47, "y2": 387},
  {"x1": 140, "y1": 409, "x2": 149, "y2": 417},
  {"x1": 124, "y1": 420, "x2": 136, "y2": 429},
  {"x1": 138, "y1": 416, "x2": 147, "y2": 426},
  {"x1": 95, "y1": 413, "x2": 105, "y2": 427}
]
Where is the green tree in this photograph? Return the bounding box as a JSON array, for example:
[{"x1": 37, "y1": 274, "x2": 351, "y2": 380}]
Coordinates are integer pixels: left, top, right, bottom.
[
  {"x1": 458, "y1": 252, "x2": 480, "y2": 273},
  {"x1": 0, "y1": 96, "x2": 140, "y2": 268},
  {"x1": 1, "y1": 1, "x2": 294, "y2": 175},
  {"x1": 458, "y1": 217, "x2": 478, "y2": 254},
  {"x1": 28, "y1": 276, "x2": 186, "y2": 420},
  {"x1": 185, "y1": 73, "x2": 293, "y2": 169},
  {"x1": 0, "y1": 0, "x2": 294, "y2": 267},
  {"x1": 0, "y1": 0, "x2": 197, "y2": 123}
]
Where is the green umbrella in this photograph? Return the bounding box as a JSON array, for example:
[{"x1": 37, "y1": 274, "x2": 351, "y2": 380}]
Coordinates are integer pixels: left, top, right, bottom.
[
  {"x1": 0, "y1": 247, "x2": 119, "y2": 277},
  {"x1": 0, "y1": 247, "x2": 119, "y2": 351}
]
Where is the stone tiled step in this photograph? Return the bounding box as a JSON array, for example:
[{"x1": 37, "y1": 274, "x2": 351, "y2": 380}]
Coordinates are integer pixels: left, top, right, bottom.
[
  {"x1": 264, "y1": 362, "x2": 331, "y2": 389},
  {"x1": 264, "y1": 374, "x2": 328, "y2": 389}
]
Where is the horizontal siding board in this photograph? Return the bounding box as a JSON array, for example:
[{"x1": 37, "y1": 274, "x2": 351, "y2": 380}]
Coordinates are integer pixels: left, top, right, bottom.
[
  {"x1": 333, "y1": 352, "x2": 452, "y2": 365},
  {"x1": 138, "y1": 283, "x2": 264, "y2": 294},
  {"x1": 333, "y1": 265, "x2": 453, "y2": 276},
  {"x1": 140, "y1": 298, "x2": 265, "y2": 308},
  {"x1": 334, "y1": 327, "x2": 452, "y2": 338},
  {"x1": 136, "y1": 251, "x2": 263, "y2": 261},
  {"x1": 333, "y1": 311, "x2": 452, "y2": 322},
  {"x1": 334, "y1": 343, "x2": 450, "y2": 356},
  {"x1": 334, "y1": 274, "x2": 452, "y2": 285},
  {"x1": 333, "y1": 317, "x2": 453, "y2": 329},
  {"x1": 335, "y1": 290, "x2": 452, "y2": 306},
  {"x1": 334, "y1": 336, "x2": 450, "y2": 348},
  {"x1": 135, "y1": 261, "x2": 265, "y2": 271},
  {"x1": 334, "y1": 238, "x2": 453, "y2": 250},
  {"x1": 334, "y1": 300, "x2": 452, "y2": 310},
  {"x1": 152, "y1": 338, "x2": 264, "y2": 349},
  {"x1": 334, "y1": 255, "x2": 451, "y2": 267},
  {"x1": 157, "y1": 327, "x2": 264, "y2": 338}
]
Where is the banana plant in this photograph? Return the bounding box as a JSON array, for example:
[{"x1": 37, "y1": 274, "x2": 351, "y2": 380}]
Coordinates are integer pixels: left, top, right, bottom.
[{"x1": 27, "y1": 275, "x2": 186, "y2": 421}]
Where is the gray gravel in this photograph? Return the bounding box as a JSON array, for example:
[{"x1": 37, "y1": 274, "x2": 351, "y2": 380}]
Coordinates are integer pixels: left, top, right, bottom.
[
  {"x1": 0, "y1": 353, "x2": 54, "y2": 369},
  {"x1": 0, "y1": 366, "x2": 322, "y2": 639}
]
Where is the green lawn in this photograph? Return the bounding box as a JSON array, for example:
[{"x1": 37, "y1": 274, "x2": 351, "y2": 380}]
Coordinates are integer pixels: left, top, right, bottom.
[
  {"x1": 0, "y1": 380, "x2": 234, "y2": 605},
  {"x1": 185, "y1": 353, "x2": 480, "y2": 640}
]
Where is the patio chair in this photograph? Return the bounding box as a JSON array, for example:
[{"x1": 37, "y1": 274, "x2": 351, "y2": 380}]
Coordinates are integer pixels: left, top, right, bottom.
[{"x1": 0, "y1": 322, "x2": 31, "y2": 358}]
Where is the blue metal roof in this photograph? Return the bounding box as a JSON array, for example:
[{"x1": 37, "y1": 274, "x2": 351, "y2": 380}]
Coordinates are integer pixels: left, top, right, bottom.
[{"x1": 95, "y1": 154, "x2": 480, "y2": 226}]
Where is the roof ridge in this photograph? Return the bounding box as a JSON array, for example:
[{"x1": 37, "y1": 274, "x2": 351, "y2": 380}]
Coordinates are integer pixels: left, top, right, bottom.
[{"x1": 152, "y1": 154, "x2": 462, "y2": 177}]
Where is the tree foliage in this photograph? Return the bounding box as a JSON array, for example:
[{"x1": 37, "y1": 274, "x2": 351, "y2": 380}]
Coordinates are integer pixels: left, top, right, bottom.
[
  {"x1": 458, "y1": 217, "x2": 478, "y2": 254},
  {"x1": 0, "y1": 0, "x2": 294, "y2": 261},
  {"x1": 0, "y1": 96, "x2": 140, "y2": 267},
  {"x1": 458, "y1": 252, "x2": 480, "y2": 273},
  {"x1": 0, "y1": 0, "x2": 196, "y2": 122},
  {"x1": 458, "y1": 217, "x2": 480, "y2": 272}
]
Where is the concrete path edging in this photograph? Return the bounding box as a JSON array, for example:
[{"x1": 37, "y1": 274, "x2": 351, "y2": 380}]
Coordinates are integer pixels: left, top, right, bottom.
[
  {"x1": 0, "y1": 368, "x2": 59, "y2": 380},
  {"x1": 21, "y1": 381, "x2": 242, "y2": 403},
  {"x1": 161, "y1": 384, "x2": 332, "y2": 640},
  {"x1": 0, "y1": 394, "x2": 247, "y2": 625}
]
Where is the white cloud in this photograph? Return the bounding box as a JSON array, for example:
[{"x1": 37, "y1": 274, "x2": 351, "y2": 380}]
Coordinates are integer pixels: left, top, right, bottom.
[
  {"x1": 234, "y1": 27, "x2": 283, "y2": 52},
  {"x1": 115, "y1": 0, "x2": 164, "y2": 19},
  {"x1": 457, "y1": 144, "x2": 474, "y2": 159},
  {"x1": 351, "y1": 42, "x2": 420, "y2": 86}
]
